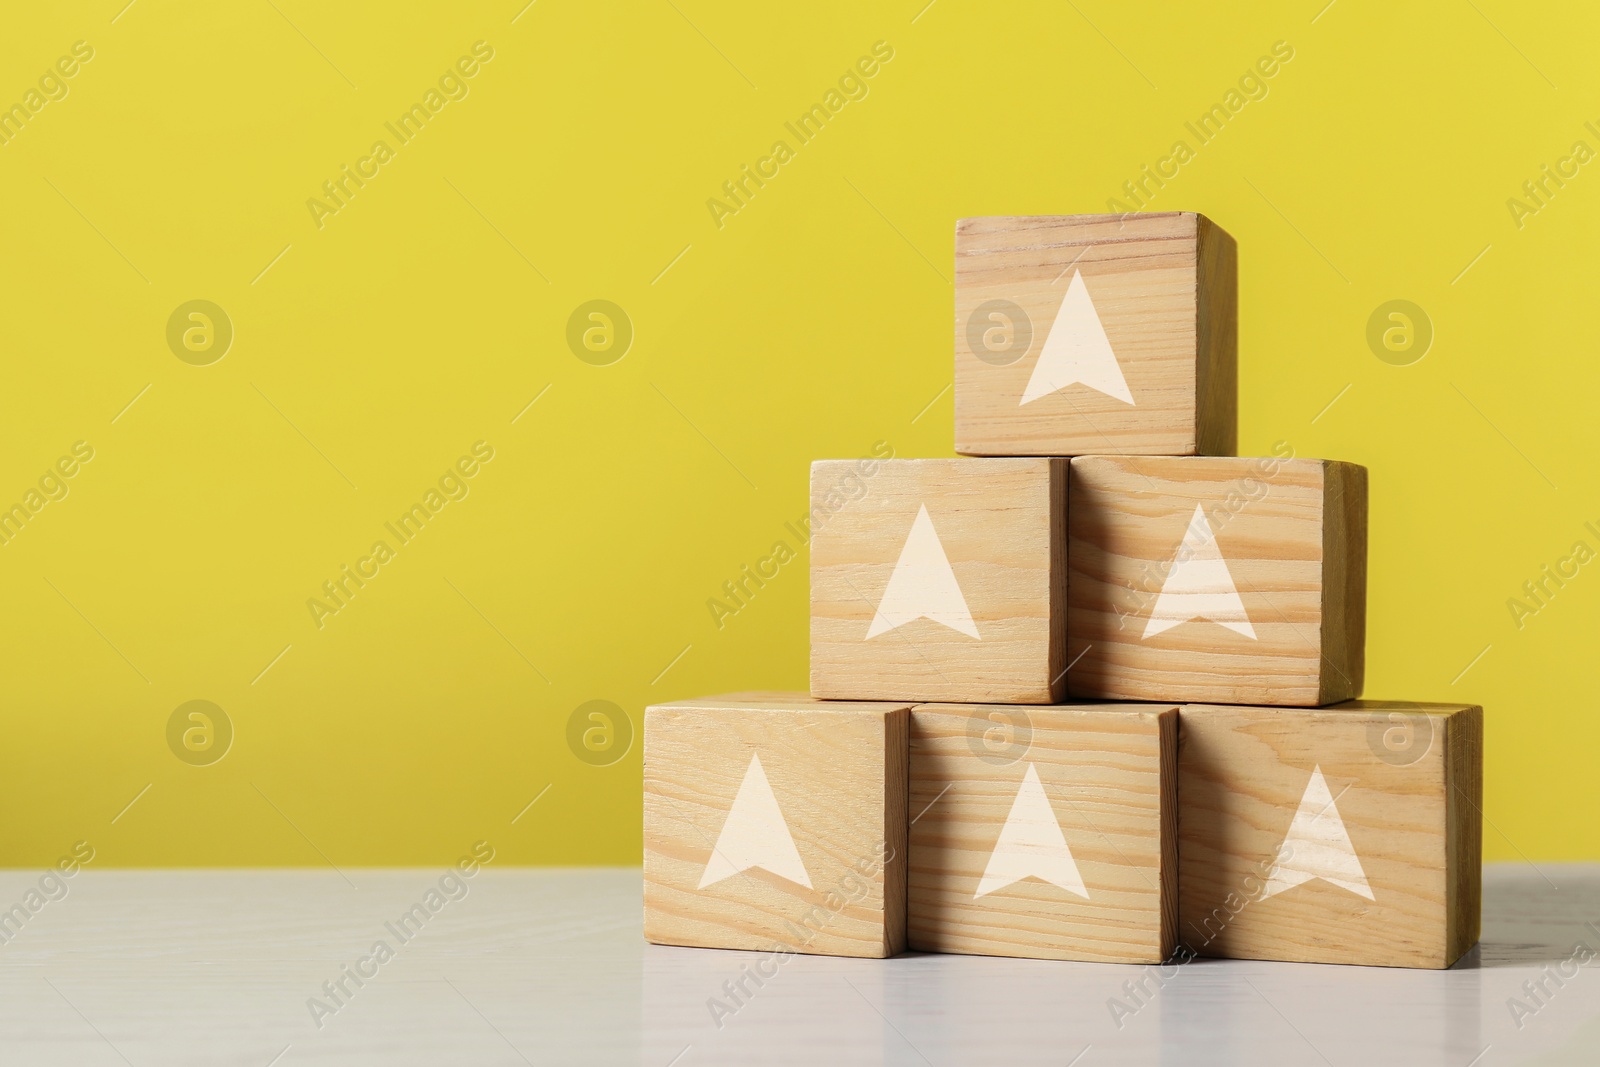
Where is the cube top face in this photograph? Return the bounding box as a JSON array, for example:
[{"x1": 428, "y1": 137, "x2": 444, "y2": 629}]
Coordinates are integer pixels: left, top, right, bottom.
[
  {"x1": 809, "y1": 458, "x2": 1067, "y2": 704},
  {"x1": 1067, "y1": 455, "x2": 1367, "y2": 706},
  {"x1": 657, "y1": 691, "x2": 908, "y2": 710},
  {"x1": 643, "y1": 701, "x2": 908, "y2": 958},
  {"x1": 1178, "y1": 701, "x2": 1483, "y2": 968},
  {"x1": 1228, "y1": 700, "x2": 1478, "y2": 726},
  {"x1": 954, "y1": 212, "x2": 1236, "y2": 457},
  {"x1": 907, "y1": 703, "x2": 1175, "y2": 963}
]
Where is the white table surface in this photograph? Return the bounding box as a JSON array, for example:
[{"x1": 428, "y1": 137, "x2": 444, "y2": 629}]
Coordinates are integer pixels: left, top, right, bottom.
[{"x1": 0, "y1": 864, "x2": 1593, "y2": 1065}]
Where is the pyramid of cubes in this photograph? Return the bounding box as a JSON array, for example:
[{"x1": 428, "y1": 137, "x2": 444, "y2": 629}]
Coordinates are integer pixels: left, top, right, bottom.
[{"x1": 643, "y1": 213, "x2": 1483, "y2": 969}]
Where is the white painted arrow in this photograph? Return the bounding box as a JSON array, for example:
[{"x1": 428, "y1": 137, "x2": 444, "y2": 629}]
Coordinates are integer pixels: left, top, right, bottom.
[
  {"x1": 975, "y1": 763, "x2": 1089, "y2": 899},
  {"x1": 699, "y1": 753, "x2": 812, "y2": 890},
  {"x1": 1020, "y1": 269, "x2": 1134, "y2": 406},
  {"x1": 867, "y1": 504, "x2": 980, "y2": 640},
  {"x1": 1143, "y1": 504, "x2": 1257, "y2": 640},
  {"x1": 1261, "y1": 765, "x2": 1374, "y2": 902}
]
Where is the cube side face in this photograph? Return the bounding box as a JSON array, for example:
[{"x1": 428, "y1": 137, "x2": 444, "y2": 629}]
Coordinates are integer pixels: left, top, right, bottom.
[
  {"x1": 881, "y1": 706, "x2": 910, "y2": 957},
  {"x1": 906, "y1": 704, "x2": 1174, "y2": 963},
  {"x1": 1157, "y1": 706, "x2": 1179, "y2": 952},
  {"x1": 1445, "y1": 705, "x2": 1485, "y2": 964},
  {"x1": 1047, "y1": 458, "x2": 1070, "y2": 695},
  {"x1": 954, "y1": 212, "x2": 1215, "y2": 457},
  {"x1": 1177, "y1": 701, "x2": 1471, "y2": 968},
  {"x1": 1194, "y1": 217, "x2": 1239, "y2": 457},
  {"x1": 642, "y1": 703, "x2": 905, "y2": 958},
  {"x1": 810, "y1": 458, "x2": 1063, "y2": 703},
  {"x1": 1318, "y1": 461, "x2": 1369, "y2": 703},
  {"x1": 1066, "y1": 455, "x2": 1334, "y2": 706}
]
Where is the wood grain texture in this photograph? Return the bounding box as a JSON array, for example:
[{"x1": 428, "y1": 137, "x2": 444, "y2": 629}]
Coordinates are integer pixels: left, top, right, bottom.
[
  {"x1": 810, "y1": 458, "x2": 1067, "y2": 703},
  {"x1": 1177, "y1": 700, "x2": 1483, "y2": 968},
  {"x1": 643, "y1": 699, "x2": 909, "y2": 958},
  {"x1": 907, "y1": 703, "x2": 1176, "y2": 963},
  {"x1": 1067, "y1": 455, "x2": 1367, "y2": 706},
  {"x1": 954, "y1": 212, "x2": 1236, "y2": 457}
]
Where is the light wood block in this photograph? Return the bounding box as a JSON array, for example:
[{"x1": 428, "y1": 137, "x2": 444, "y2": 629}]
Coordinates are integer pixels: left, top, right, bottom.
[
  {"x1": 954, "y1": 212, "x2": 1236, "y2": 457},
  {"x1": 643, "y1": 697, "x2": 909, "y2": 958},
  {"x1": 907, "y1": 703, "x2": 1177, "y2": 963},
  {"x1": 1067, "y1": 454, "x2": 1367, "y2": 706},
  {"x1": 1178, "y1": 700, "x2": 1483, "y2": 968},
  {"x1": 809, "y1": 458, "x2": 1068, "y2": 703}
]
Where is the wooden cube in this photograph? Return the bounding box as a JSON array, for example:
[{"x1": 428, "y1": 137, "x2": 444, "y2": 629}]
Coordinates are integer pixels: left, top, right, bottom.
[
  {"x1": 810, "y1": 458, "x2": 1067, "y2": 703},
  {"x1": 1067, "y1": 454, "x2": 1367, "y2": 706},
  {"x1": 1178, "y1": 700, "x2": 1482, "y2": 968},
  {"x1": 907, "y1": 703, "x2": 1177, "y2": 963},
  {"x1": 954, "y1": 212, "x2": 1236, "y2": 457},
  {"x1": 642, "y1": 697, "x2": 909, "y2": 958}
]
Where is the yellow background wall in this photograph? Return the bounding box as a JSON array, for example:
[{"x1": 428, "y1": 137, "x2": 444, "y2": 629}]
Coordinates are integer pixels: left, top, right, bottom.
[{"x1": 0, "y1": 0, "x2": 1592, "y2": 866}]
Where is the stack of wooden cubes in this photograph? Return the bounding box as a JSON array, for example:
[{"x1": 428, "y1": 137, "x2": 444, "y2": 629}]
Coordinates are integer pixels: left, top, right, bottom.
[{"x1": 644, "y1": 213, "x2": 1482, "y2": 970}]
